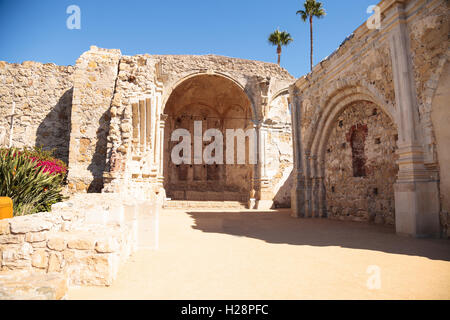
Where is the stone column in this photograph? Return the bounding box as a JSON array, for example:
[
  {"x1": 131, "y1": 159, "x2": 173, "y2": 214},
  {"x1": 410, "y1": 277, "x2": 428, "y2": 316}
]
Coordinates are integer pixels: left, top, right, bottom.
[
  {"x1": 389, "y1": 2, "x2": 440, "y2": 237},
  {"x1": 289, "y1": 87, "x2": 306, "y2": 218},
  {"x1": 311, "y1": 156, "x2": 320, "y2": 218},
  {"x1": 145, "y1": 96, "x2": 152, "y2": 151},
  {"x1": 318, "y1": 160, "x2": 328, "y2": 218},
  {"x1": 139, "y1": 99, "x2": 146, "y2": 152},
  {"x1": 248, "y1": 121, "x2": 259, "y2": 209},
  {"x1": 157, "y1": 114, "x2": 168, "y2": 186},
  {"x1": 303, "y1": 153, "x2": 313, "y2": 218},
  {"x1": 131, "y1": 100, "x2": 139, "y2": 152},
  {"x1": 255, "y1": 123, "x2": 273, "y2": 210}
]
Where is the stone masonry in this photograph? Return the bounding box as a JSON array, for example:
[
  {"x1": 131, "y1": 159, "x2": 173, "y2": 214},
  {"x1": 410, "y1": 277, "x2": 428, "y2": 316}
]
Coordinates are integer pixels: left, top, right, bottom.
[{"x1": 290, "y1": 0, "x2": 449, "y2": 237}]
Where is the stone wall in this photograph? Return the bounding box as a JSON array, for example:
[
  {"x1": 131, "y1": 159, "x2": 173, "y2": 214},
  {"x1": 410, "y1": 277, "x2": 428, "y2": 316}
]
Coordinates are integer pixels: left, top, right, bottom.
[
  {"x1": 290, "y1": 0, "x2": 448, "y2": 237},
  {"x1": 325, "y1": 101, "x2": 398, "y2": 224},
  {"x1": 0, "y1": 61, "x2": 73, "y2": 163},
  {"x1": 1, "y1": 45, "x2": 295, "y2": 207},
  {"x1": 67, "y1": 46, "x2": 122, "y2": 193},
  {"x1": 0, "y1": 193, "x2": 146, "y2": 287}
]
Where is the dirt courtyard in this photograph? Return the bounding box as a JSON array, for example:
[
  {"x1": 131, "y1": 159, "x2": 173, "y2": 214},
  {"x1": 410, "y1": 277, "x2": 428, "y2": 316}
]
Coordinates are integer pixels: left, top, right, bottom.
[{"x1": 68, "y1": 209, "x2": 450, "y2": 300}]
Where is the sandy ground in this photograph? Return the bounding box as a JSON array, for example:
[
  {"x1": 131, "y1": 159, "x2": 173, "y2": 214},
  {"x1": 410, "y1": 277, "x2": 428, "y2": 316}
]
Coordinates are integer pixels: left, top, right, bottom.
[{"x1": 68, "y1": 209, "x2": 450, "y2": 300}]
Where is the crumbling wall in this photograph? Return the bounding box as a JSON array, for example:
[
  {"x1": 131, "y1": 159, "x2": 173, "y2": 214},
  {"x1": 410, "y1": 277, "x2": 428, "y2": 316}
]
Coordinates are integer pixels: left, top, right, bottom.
[
  {"x1": 67, "y1": 46, "x2": 121, "y2": 193},
  {"x1": 0, "y1": 61, "x2": 73, "y2": 163},
  {"x1": 325, "y1": 101, "x2": 398, "y2": 224}
]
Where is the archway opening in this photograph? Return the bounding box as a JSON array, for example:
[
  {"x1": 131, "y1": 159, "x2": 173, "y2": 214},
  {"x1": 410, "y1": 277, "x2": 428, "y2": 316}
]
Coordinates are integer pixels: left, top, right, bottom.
[
  {"x1": 163, "y1": 74, "x2": 254, "y2": 202},
  {"x1": 324, "y1": 100, "x2": 399, "y2": 225}
]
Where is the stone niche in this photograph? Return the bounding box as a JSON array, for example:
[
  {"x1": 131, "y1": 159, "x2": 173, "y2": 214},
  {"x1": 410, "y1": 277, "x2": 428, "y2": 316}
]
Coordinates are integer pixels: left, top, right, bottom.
[
  {"x1": 325, "y1": 101, "x2": 399, "y2": 224},
  {"x1": 163, "y1": 74, "x2": 254, "y2": 202}
]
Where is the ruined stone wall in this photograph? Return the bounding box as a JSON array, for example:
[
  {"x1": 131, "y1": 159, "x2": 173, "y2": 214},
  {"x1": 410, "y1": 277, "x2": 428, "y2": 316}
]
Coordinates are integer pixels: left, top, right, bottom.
[
  {"x1": 407, "y1": 0, "x2": 449, "y2": 164},
  {"x1": 0, "y1": 61, "x2": 73, "y2": 163},
  {"x1": 325, "y1": 101, "x2": 398, "y2": 224},
  {"x1": 266, "y1": 93, "x2": 293, "y2": 208},
  {"x1": 155, "y1": 54, "x2": 293, "y2": 83},
  {"x1": 67, "y1": 46, "x2": 121, "y2": 193},
  {"x1": 290, "y1": 0, "x2": 448, "y2": 233},
  {"x1": 1, "y1": 46, "x2": 294, "y2": 206}
]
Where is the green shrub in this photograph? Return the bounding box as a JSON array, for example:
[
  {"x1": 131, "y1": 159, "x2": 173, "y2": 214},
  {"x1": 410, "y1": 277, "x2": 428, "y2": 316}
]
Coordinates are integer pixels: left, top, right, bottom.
[{"x1": 0, "y1": 148, "x2": 66, "y2": 216}]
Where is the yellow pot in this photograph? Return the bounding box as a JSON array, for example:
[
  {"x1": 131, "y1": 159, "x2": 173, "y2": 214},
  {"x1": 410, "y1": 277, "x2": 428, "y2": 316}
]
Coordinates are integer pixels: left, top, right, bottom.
[{"x1": 0, "y1": 197, "x2": 13, "y2": 220}]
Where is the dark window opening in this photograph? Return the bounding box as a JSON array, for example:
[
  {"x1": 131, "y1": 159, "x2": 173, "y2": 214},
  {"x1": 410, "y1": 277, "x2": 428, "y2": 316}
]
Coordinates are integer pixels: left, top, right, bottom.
[{"x1": 350, "y1": 124, "x2": 368, "y2": 177}]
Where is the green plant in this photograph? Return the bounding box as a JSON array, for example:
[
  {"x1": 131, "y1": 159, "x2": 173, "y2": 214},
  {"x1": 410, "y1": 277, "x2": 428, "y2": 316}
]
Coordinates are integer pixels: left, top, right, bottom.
[
  {"x1": 0, "y1": 148, "x2": 66, "y2": 216},
  {"x1": 268, "y1": 29, "x2": 293, "y2": 65}
]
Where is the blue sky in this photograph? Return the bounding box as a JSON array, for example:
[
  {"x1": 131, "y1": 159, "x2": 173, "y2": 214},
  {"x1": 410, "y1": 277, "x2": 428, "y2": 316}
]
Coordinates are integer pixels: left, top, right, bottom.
[{"x1": 0, "y1": 0, "x2": 377, "y2": 78}]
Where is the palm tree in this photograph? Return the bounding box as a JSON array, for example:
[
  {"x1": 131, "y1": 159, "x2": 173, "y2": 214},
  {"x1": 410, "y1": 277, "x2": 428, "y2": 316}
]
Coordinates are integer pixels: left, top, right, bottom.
[
  {"x1": 297, "y1": 0, "x2": 326, "y2": 71},
  {"x1": 268, "y1": 29, "x2": 293, "y2": 65}
]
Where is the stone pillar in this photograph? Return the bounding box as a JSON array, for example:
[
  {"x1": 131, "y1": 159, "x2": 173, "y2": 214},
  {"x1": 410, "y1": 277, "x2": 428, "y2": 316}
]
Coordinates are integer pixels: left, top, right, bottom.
[
  {"x1": 318, "y1": 160, "x2": 327, "y2": 218},
  {"x1": 389, "y1": 2, "x2": 440, "y2": 237},
  {"x1": 145, "y1": 96, "x2": 152, "y2": 151},
  {"x1": 131, "y1": 101, "x2": 139, "y2": 152},
  {"x1": 255, "y1": 123, "x2": 273, "y2": 210},
  {"x1": 67, "y1": 46, "x2": 121, "y2": 193},
  {"x1": 139, "y1": 99, "x2": 146, "y2": 152},
  {"x1": 289, "y1": 87, "x2": 306, "y2": 218},
  {"x1": 157, "y1": 114, "x2": 168, "y2": 186},
  {"x1": 303, "y1": 153, "x2": 313, "y2": 218},
  {"x1": 311, "y1": 156, "x2": 320, "y2": 218}
]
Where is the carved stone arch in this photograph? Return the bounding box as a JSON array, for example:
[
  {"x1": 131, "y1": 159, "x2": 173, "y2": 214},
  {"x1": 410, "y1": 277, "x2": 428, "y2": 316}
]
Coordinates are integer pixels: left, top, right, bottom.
[
  {"x1": 161, "y1": 71, "x2": 257, "y2": 121},
  {"x1": 268, "y1": 88, "x2": 290, "y2": 106},
  {"x1": 421, "y1": 50, "x2": 449, "y2": 165},
  {"x1": 307, "y1": 82, "x2": 397, "y2": 162}
]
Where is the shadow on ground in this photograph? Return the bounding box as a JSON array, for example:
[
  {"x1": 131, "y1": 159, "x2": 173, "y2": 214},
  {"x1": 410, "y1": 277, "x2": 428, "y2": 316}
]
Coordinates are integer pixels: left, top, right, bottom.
[{"x1": 186, "y1": 209, "x2": 450, "y2": 261}]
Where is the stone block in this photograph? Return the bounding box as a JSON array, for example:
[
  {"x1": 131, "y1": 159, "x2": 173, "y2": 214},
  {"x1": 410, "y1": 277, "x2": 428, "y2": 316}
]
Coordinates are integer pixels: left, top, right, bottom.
[
  {"x1": 67, "y1": 236, "x2": 96, "y2": 250},
  {"x1": 0, "y1": 220, "x2": 10, "y2": 235},
  {"x1": 47, "y1": 253, "x2": 62, "y2": 273},
  {"x1": 26, "y1": 231, "x2": 48, "y2": 243},
  {"x1": 47, "y1": 237, "x2": 67, "y2": 251},
  {"x1": 31, "y1": 249, "x2": 48, "y2": 269},
  {"x1": 0, "y1": 234, "x2": 25, "y2": 244},
  {"x1": 10, "y1": 217, "x2": 53, "y2": 234},
  {"x1": 0, "y1": 271, "x2": 68, "y2": 300},
  {"x1": 95, "y1": 237, "x2": 119, "y2": 253}
]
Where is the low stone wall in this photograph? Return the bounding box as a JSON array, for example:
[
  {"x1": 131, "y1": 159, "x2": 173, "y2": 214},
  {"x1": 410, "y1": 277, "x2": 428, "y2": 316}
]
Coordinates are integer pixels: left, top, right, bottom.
[{"x1": 0, "y1": 193, "x2": 157, "y2": 298}]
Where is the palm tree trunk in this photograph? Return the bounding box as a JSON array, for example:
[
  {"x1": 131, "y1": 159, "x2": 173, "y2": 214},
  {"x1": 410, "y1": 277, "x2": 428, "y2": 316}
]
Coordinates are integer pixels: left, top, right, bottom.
[
  {"x1": 277, "y1": 45, "x2": 281, "y2": 65},
  {"x1": 310, "y1": 16, "x2": 313, "y2": 71}
]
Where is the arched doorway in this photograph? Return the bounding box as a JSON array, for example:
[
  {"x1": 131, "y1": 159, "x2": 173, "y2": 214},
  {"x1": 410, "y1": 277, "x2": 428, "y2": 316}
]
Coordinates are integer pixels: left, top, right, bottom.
[
  {"x1": 324, "y1": 100, "x2": 399, "y2": 224},
  {"x1": 163, "y1": 74, "x2": 254, "y2": 202}
]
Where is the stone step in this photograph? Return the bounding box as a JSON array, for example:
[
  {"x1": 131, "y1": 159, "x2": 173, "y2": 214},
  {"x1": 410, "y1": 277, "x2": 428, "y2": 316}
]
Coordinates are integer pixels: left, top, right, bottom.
[{"x1": 164, "y1": 200, "x2": 248, "y2": 210}]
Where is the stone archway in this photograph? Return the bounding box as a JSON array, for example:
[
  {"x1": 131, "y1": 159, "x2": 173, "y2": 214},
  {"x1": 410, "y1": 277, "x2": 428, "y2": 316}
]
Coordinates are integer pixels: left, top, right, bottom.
[
  {"x1": 163, "y1": 74, "x2": 254, "y2": 202},
  {"x1": 323, "y1": 101, "x2": 399, "y2": 224}
]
